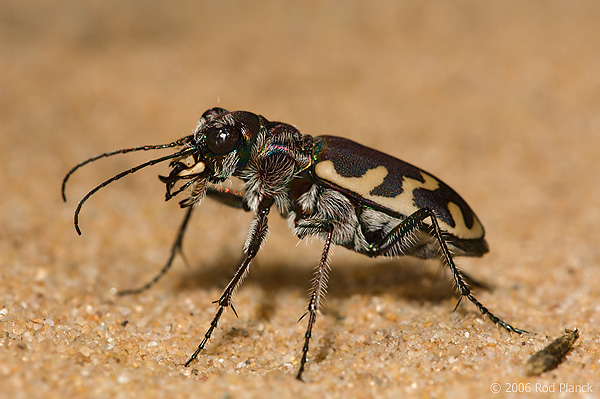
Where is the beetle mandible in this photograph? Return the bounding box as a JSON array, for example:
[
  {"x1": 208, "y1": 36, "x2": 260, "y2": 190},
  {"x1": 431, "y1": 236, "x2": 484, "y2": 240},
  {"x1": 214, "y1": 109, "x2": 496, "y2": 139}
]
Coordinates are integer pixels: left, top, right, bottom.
[{"x1": 62, "y1": 107, "x2": 526, "y2": 380}]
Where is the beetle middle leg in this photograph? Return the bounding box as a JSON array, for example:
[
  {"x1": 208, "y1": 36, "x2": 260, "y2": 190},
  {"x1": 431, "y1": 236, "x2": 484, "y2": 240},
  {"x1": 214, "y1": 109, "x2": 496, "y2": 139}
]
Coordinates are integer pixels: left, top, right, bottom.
[
  {"x1": 367, "y1": 208, "x2": 527, "y2": 334},
  {"x1": 296, "y1": 222, "x2": 334, "y2": 381}
]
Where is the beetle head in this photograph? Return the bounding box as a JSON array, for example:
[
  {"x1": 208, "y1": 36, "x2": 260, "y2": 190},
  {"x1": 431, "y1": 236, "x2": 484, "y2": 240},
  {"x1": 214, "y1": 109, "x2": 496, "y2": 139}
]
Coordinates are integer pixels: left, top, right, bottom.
[
  {"x1": 158, "y1": 108, "x2": 261, "y2": 206},
  {"x1": 62, "y1": 107, "x2": 262, "y2": 234}
]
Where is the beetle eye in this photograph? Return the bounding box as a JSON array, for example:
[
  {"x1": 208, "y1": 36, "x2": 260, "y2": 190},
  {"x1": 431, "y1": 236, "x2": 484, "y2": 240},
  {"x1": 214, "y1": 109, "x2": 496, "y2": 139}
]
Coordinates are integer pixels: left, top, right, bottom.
[{"x1": 205, "y1": 126, "x2": 242, "y2": 155}]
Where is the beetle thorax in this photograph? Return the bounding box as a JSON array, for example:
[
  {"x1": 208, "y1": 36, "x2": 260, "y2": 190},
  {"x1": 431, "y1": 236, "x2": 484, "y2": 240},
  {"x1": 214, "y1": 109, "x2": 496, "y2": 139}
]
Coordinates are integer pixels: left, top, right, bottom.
[{"x1": 239, "y1": 121, "x2": 313, "y2": 215}]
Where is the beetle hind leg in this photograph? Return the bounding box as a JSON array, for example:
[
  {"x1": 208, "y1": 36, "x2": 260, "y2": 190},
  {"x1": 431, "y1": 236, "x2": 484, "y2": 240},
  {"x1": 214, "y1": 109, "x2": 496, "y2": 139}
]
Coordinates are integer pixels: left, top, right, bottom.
[
  {"x1": 368, "y1": 208, "x2": 527, "y2": 335},
  {"x1": 425, "y1": 210, "x2": 528, "y2": 334}
]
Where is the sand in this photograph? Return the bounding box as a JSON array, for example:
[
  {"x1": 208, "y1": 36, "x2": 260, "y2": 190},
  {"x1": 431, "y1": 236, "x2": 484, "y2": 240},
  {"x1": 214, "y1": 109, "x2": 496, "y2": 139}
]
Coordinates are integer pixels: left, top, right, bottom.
[{"x1": 1, "y1": 1, "x2": 599, "y2": 398}]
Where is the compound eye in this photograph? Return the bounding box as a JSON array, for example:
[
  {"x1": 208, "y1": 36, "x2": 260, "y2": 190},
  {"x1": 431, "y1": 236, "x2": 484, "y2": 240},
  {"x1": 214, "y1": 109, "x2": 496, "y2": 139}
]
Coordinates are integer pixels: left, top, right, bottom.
[
  {"x1": 205, "y1": 126, "x2": 242, "y2": 155},
  {"x1": 201, "y1": 107, "x2": 228, "y2": 121}
]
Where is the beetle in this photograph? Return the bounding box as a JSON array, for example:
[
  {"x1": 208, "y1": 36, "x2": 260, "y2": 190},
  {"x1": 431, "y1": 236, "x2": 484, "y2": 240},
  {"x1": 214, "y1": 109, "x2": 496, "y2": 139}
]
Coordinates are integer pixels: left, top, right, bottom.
[{"x1": 62, "y1": 107, "x2": 526, "y2": 380}]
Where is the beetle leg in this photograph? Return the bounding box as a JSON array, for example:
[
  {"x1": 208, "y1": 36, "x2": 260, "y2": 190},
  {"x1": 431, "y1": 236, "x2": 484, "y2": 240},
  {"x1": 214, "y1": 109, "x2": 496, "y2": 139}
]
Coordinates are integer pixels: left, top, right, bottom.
[
  {"x1": 185, "y1": 199, "x2": 273, "y2": 367},
  {"x1": 297, "y1": 223, "x2": 334, "y2": 381},
  {"x1": 118, "y1": 205, "x2": 196, "y2": 296},
  {"x1": 369, "y1": 208, "x2": 527, "y2": 334},
  {"x1": 206, "y1": 186, "x2": 250, "y2": 211},
  {"x1": 457, "y1": 269, "x2": 491, "y2": 290},
  {"x1": 119, "y1": 186, "x2": 251, "y2": 296}
]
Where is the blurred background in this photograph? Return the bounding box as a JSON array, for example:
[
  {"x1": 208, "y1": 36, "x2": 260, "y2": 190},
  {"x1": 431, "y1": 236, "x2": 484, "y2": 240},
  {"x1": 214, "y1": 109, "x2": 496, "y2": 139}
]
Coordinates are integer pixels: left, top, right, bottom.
[{"x1": 2, "y1": 1, "x2": 599, "y2": 398}]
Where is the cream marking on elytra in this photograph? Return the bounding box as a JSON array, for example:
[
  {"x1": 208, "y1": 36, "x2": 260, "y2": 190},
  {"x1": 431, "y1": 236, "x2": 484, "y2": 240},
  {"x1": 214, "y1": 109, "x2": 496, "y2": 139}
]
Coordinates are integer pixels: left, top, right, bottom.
[
  {"x1": 314, "y1": 162, "x2": 388, "y2": 196},
  {"x1": 314, "y1": 160, "x2": 482, "y2": 239},
  {"x1": 446, "y1": 201, "x2": 483, "y2": 239}
]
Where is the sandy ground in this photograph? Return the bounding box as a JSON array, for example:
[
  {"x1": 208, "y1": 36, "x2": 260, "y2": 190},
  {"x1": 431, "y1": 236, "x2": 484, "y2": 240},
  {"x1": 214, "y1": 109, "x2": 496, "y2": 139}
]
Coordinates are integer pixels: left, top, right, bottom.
[{"x1": 1, "y1": 1, "x2": 599, "y2": 398}]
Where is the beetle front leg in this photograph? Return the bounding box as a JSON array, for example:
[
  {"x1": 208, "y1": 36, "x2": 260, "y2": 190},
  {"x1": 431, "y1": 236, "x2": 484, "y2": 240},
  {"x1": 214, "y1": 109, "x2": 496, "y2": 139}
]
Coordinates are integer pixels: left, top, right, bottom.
[
  {"x1": 118, "y1": 187, "x2": 250, "y2": 296},
  {"x1": 296, "y1": 223, "x2": 334, "y2": 381},
  {"x1": 119, "y1": 205, "x2": 196, "y2": 296},
  {"x1": 184, "y1": 199, "x2": 273, "y2": 367},
  {"x1": 206, "y1": 186, "x2": 250, "y2": 211},
  {"x1": 369, "y1": 208, "x2": 527, "y2": 334}
]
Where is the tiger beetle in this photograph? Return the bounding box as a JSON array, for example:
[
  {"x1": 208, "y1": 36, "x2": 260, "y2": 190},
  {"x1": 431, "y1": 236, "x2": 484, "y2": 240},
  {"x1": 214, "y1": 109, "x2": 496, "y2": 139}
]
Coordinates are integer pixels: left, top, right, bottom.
[{"x1": 62, "y1": 107, "x2": 527, "y2": 380}]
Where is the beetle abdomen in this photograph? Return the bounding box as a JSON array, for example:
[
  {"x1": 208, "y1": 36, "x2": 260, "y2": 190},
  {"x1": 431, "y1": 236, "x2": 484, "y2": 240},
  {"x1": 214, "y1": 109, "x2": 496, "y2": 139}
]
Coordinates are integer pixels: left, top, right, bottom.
[{"x1": 311, "y1": 136, "x2": 485, "y2": 242}]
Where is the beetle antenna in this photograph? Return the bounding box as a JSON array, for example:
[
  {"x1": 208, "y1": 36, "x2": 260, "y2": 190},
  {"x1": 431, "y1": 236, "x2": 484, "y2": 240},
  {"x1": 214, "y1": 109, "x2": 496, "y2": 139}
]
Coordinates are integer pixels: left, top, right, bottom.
[
  {"x1": 61, "y1": 136, "x2": 193, "y2": 201},
  {"x1": 73, "y1": 147, "x2": 196, "y2": 235}
]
